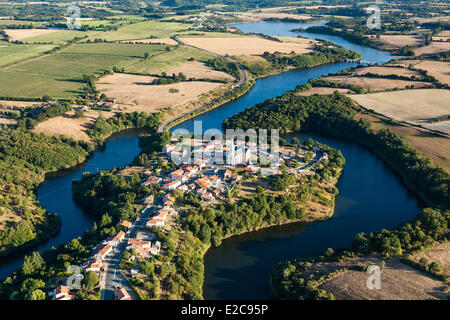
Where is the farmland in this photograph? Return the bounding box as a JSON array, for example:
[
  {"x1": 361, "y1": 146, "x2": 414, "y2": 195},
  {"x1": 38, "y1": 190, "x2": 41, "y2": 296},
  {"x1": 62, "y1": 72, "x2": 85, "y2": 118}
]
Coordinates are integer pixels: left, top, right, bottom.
[
  {"x1": 125, "y1": 45, "x2": 214, "y2": 75},
  {"x1": 0, "y1": 43, "x2": 167, "y2": 98},
  {"x1": 178, "y1": 35, "x2": 314, "y2": 56},
  {"x1": 84, "y1": 21, "x2": 186, "y2": 42},
  {"x1": 0, "y1": 44, "x2": 55, "y2": 67},
  {"x1": 351, "y1": 89, "x2": 450, "y2": 126}
]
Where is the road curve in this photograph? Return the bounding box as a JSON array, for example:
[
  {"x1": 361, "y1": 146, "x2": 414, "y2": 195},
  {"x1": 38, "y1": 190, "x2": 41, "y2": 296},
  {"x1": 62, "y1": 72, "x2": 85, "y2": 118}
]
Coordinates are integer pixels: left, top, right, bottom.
[{"x1": 157, "y1": 36, "x2": 247, "y2": 133}]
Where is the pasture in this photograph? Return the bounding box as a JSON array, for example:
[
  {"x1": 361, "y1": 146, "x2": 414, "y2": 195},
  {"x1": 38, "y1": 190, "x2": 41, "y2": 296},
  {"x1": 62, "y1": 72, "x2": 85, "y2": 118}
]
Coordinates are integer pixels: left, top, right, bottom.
[{"x1": 0, "y1": 44, "x2": 55, "y2": 67}]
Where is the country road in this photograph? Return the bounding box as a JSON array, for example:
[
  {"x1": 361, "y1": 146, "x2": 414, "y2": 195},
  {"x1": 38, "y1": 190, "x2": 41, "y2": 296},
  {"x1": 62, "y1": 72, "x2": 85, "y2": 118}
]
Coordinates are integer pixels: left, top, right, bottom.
[
  {"x1": 157, "y1": 36, "x2": 248, "y2": 133},
  {"x1": 100, "y1": 204, "x2": 157, "y2": 300}
]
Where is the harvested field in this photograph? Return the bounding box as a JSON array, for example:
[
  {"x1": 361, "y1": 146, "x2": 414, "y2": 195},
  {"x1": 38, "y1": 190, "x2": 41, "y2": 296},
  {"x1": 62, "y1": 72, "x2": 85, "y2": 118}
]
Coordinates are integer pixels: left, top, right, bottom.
[
  {"x1": 33, "y1": 110, "x2": 115, "y2": 141},
  {"x1": 424, "y1": 120, "x2": 450, "y2": 136},
  {"x1": 0, "y1": 116, "x2": 16, "y2": 126},
  {"x1": 411, "y1": 243, "x2": 450, "y2": 277},
  {"x1": 319, "y1": 257, "x2": 447, "y2": 300},
  {"x1": 358, "y1": 113, "x2": 450, "y2": 171},
  {"x1": 5, "y1": 29, "x2": 57, "y2": 41},
  {"x1": 97, "y1": 73, "x2": 224, "y2": 113},
  {"x1": 352, "y1": 66, "x2": 423, "y2": 79},
  {"x1": 297, "y1": 87, "x2": 350, "y2": 96},
  {"x1": 178, "y1": 36, "x2": 314, "y2": 56},
  {"x1": 163, "y1": 61, "x2": 235, "y2": 81},
  {"x1": 371, "y1": 35, "x2": 424, "y2": 51},
  {"x1": 0, "y1": 100, "x2": 40, "y2": 108},
  {"x1": 234, "y1": 12, "x2": 312, "y2": 22},
  {"x1": 350, "y1": 89, "x2": 450, "y2": 124},
  {"x1": 391, "y1": 60, "x2": 450, "y2": 86},
  {"x1": 325, "y1": 76, "x2": 430, "y2": 91},
  {"x1": 414, "y1": 41, "x2": 450, "y2": 56}
]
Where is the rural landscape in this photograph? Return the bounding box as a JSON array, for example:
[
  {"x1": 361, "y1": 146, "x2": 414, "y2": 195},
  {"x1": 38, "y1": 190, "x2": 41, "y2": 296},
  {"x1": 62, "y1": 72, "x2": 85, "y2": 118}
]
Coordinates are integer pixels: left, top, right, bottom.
[{"x1": 0, "y1": 0, "x2": 448, "y2": 309}]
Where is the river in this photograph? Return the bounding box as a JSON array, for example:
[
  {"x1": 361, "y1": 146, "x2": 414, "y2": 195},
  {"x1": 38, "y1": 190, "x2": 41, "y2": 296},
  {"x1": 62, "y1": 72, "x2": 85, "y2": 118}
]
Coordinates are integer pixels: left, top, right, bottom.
[
  {"x1": 171, "y1": 21, "x2": 419, "y2": 299},
  {"x1": 0, "y1": 21, "x2": 420, "y2": 300}
]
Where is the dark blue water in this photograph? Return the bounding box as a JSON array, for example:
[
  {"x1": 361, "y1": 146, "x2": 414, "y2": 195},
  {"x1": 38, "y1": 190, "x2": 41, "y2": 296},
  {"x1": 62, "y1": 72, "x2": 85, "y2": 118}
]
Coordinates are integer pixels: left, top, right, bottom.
[
  {"x1": 169, "y1": 22, "x2": 419, "y2": 299},
  {"x1": 0, "y1": 130, "x2": 141, "y2": 279}
]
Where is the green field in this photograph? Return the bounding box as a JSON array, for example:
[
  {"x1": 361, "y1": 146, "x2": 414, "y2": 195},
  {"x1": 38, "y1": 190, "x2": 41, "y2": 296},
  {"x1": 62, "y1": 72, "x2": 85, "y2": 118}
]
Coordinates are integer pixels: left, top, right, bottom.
[
  {"x1": 125, "y1": 45, "x2": 214, "y2": 75},
  {"x1": 23, "y1": 30, "x2": 91, "y2": 44},
  {"x1": 0, "y1": 44, "x2": 55, "y2": 67},
  {"x1": 0, "y1": 43, "x2": 167, "y2": 98},
  {"x1": 84, "y1": 21, "x2": 187, "y2": 42}
]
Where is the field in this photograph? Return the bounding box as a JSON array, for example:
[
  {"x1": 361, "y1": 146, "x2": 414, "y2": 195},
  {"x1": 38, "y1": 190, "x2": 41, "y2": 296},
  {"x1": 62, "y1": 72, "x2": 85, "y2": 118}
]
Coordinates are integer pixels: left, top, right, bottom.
[
  {"x1": 163, "y1": 61, "x2": 234, "y2": 81},
  {"x1": 370, "y1": 35, "x2": 424, "y2": 51},
  {"x1": 414, "y1": 41, "x2": 450, "y2": 56},
  {"x1": 0, "y1": 44, "x2": 55, "y2": 67},
  {"x1": 357, "y1": 113, "x2": 450, "y2": 171},
  {"x1": 319, "y1": 256, "x2": 447, "y2": 300},
  {"x1": 352, "y1": 66, "x2": 423, "y2": 79},
  {"x1": 5, "y1": 29, "x2": 58, "y2": 41},
  {"x1": 233, "y1": 11, "x2": 312, "y2": 22},
  {"x1": 350, "y1": 89, "x2": 450, "y2": 126},
  {"x1": 96, "y1": 73, "x2": 225, "y2": 113},
  {"x1": 0, "y1": 43, "x2": 165, "y2": 98},
  {"x1": 410, "y1": 243, "x2": 450, "y2": 277},
  {"x1": 124, "y1": 38, "x2": 178, "y2": 45},
  {"x1": 325, "y1": 76, "x2": 430, "y2": 91},
  {"x1": 297, "y1": 87, "x2": 350, "y2": 96},
  {"x1": 85, "y1": 21, "x2": 186, "y2": 42},
  {"x1": 20, "y1": 30, "x2": 89, "y2": 44},
  {"x1": 178, "y1": 36, "x2": 314, "y2": 56},
  {"x1": 33, "y1": 110, "x2": 115, "y2": 141},
  {"x1": 391, "y1": 60, "x2": 450, "y2": 86},
  {"x1": 125, "y1": 45, "x2": 214, "y2": 75}
]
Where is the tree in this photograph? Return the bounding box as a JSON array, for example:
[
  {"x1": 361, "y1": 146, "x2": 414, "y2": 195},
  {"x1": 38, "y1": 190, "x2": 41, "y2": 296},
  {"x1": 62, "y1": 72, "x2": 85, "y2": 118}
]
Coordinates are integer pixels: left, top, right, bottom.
[
  {"x1": 26, "y1": 289, "x2": 45, "y2": 300},
  {"x1": 22, "y1": 252, "x2": 45, "y2": 276},
  {"x1": 83, "y1": 271, "x2": 99, "y2": 290},
  {"x1": 74, "y1": 109, "x2": 85, "y2": 119}
]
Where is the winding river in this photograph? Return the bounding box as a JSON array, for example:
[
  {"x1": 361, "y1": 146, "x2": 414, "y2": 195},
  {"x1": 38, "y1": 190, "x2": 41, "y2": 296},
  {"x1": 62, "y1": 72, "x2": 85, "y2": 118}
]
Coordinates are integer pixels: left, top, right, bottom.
[{"x1": 0, "y1": 21, "x2": 420, "y2": 300}]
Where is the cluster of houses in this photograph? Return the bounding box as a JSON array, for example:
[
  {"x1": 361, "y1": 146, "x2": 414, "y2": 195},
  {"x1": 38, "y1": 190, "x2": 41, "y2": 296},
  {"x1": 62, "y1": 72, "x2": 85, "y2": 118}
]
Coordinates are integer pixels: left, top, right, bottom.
[
  {"x1": 91, "y1": 98, "x2": 117, "y2": 110},
  {"x1": 126, "y1": 231, "x2": 161, "y2": 259}
]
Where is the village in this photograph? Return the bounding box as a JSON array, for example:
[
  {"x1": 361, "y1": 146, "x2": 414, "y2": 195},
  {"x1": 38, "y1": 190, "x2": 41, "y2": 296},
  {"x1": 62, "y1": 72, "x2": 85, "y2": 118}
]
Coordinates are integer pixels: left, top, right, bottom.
[{"x1": 51, "y1": 137, "x2": 329, "y2": 300}]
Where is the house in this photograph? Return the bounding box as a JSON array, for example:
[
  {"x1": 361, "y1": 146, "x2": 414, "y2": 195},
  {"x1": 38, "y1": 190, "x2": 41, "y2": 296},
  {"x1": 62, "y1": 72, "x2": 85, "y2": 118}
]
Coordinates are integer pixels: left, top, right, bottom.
[
  {"x1": 92, "y1": 243, "x2": 112, "y2": 260},
  {"x1": 103, "y1": 231, "x2": 125, "y2": 247},
  {"x1": 195, "y1": 177, "x2": 210, "y2": 189},
  {"x1": 164, "y1": 193, "x2": 176, "y2": 203},
  {"x1": 126, "y1": 239, "x2": 151, "y2": 253},
  {"x1": 147, "y1": 218, "x2": 164, "y2": 228},
  {"x1": 209, "y1": 175, "x2": 221, "y2": 186},
  {"x1": 143, "y1": 195, "x2": 154, "y2": 205},
  {"x1": 141, "y1": 176, "x2": 162, "y2": 186},
  {"x1": 184, "y1": 165, "x2": 199, "y2": 176},
  {"x1": 201, "y1": 193, "x2": 215, "y2": 203},
  {"x1": 153, "y1": 211, "x2": 167, "y2": 221},
  {"x1": 81, "y1": 259, "x2": 102, "y2": 272},
  {"x1": 164, "y1": 180, "x2": 181, "y2": 191},
  {"x1": 114, "y1": 288, "x2": 132, "y2": 300},
  {"x1": 171, "y1": 173, "x2": 187, "y2": 183},
  {"x1": 116, "y1": 220, "x2": 132, "y2": 229},
  {"x1": 179, "y1": 185, "x2": 188, "y2": 193},
  {"x1": 54, "y1": 286, "x2": 71, "y2": 300}
]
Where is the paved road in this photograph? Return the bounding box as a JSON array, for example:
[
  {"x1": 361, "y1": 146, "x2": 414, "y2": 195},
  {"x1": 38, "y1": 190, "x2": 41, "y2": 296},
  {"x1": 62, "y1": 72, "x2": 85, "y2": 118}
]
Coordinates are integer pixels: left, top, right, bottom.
[
  {"x1": 100, "y1": 204, "x2": 157, "y2": 300},
  {"x1": 157, "y1": 36, "x2": 247, "y2": 133}
]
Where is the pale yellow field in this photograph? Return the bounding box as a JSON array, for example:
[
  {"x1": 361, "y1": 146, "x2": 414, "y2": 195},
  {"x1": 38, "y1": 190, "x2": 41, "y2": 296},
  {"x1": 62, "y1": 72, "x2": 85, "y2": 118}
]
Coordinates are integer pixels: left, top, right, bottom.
[
  {"x1": 391, "y1": 60, "x2": 450, "y2": 86},
  {"x1": 0, "y1": 100, "x2": 40, "y2": 108},
  {"x1": 33, "y1": 110, "x2": 115, "y2": 141},
  {"x1": 325, "y1": 76, "x2": 430, "y2": 91},
  {"x1": 163, "y1": 61, "x2": 235, "y2": 81},
  {"x1": 372, "y1": 35, "x2": 424, "y2": 50},
  {"x1": 350, "y1": 89, "x2": 450, "y2": 124},
  {"x1": 320, "y1": 257, "x2": 446, "y2": 300},
  {"x1": 178, "y1": 36, "x2": 314, "y2": 56},
  {"x1": 352, "y1": 66, "x2": 423, "y2": 79},
  {"x1": 411, "y1": 242, "x2": 450, "y2": 276},
  {"x1": 298, "y1": 87, "x2": 350, "y2": 96},
  {"x1": 415, "y1": 41, "x2": 450, "y2": 56},
  {"x1": 234, "y1": 12, "x2": 312, "y2": 22},
  {"x1": 97, "y1": 73, "x2": 224, "y2": 113},
  {"x1": 5, "y1": 29, "x2": 57, "y2": 41}
]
